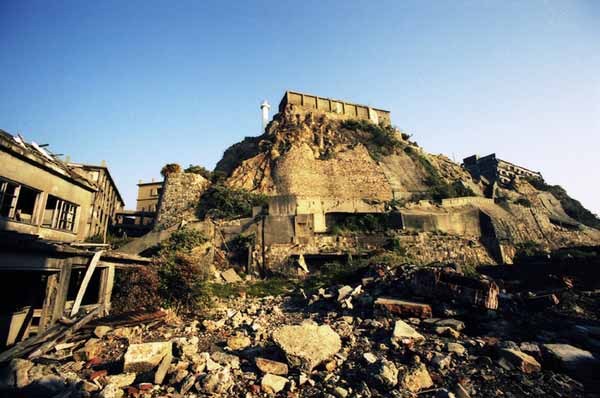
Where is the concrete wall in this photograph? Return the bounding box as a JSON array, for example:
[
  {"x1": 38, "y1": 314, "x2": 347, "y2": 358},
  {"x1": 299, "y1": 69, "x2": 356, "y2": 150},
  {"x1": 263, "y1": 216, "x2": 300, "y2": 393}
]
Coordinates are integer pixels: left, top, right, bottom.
[
  {"x1": 154, "y1": 172, "x2": 209, "y2": 230},
  {"x1": 279, "y1": 91, "x2": 391, "y2": 126},
  {"x1": 400, "y1": 207, "x2": 482, "y2": 237},
  {"x1": 136, "y1": 182, "x2": 162, "y2": 212},
  {"x1": 0, "y1": 151, "x2": 94, "y2": 241}
]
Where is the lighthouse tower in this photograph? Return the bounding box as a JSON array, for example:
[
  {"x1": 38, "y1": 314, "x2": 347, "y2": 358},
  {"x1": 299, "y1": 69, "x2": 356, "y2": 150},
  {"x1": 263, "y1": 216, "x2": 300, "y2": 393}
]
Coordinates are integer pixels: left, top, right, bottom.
[{"x1": 260, "y1": 100, "x2": 270, "y2": 131}]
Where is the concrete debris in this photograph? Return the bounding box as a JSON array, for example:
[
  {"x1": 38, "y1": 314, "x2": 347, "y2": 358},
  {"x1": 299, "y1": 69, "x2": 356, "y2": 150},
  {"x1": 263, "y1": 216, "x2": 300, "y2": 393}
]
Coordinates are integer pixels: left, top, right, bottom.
[
  {"x1": 374, "y1": 297, "x2": 433, "y2": 318},
  {"x1": 221, "y1": 268, "x2": 243, "y2": 283},
  {"x1": 500, "y1": 348, "x2": 542, "y2": 373},
  {"x1": 255, "y1": 357, "x2": 289, "y2": 375},
  {"x1": 391, "y1": 319, "x2": 425, "y2": 344},
  {"x1": 272, "y1": 323, "x2": 342, "y2": 371},
  {"x1": 123, "y1": 341, "x2": 172, "y2": 373},
  {"x1": 261, "y1": 373, "x2": 288, "y2": 394}
]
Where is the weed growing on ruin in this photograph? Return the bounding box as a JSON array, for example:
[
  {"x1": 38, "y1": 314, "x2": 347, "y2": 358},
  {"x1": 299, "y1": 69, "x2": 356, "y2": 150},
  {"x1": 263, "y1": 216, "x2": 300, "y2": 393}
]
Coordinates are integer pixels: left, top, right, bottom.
[
  {"x1": 184, "y1": 164, "x2": 212, "y2": 180},
  {"x1": 196, "y1": 184, "x2": 268, "y2": 220},
  {"x1": 340, "y1": 119, "x2": 402, "y2": 160},
  {"x1": 161, "y1": 163, "x2": 182, "y2": 177}
]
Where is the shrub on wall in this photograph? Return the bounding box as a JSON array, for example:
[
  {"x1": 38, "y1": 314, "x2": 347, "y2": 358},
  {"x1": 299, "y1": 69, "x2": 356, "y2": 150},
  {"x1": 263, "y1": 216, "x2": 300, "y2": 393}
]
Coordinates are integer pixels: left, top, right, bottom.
[
  {"x1": 340, "y1": 119, "x2": 403, "y2": 160},
  {"x1": 161, "y1": 163, "x2": 182, "y2": 177},
  {"x1": 196, "y1": 184, "x2": 268, "y2": 220},
  {"x1": 185, "y1": 164, "x2": 212, "y2": 180}
]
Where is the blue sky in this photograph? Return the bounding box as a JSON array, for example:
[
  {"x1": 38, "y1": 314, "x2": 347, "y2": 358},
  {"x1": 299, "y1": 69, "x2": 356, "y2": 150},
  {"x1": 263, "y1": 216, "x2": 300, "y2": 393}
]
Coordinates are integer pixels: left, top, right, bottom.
[{"x1": 1, "y1": 1, "x2": 599, "y2": 214}]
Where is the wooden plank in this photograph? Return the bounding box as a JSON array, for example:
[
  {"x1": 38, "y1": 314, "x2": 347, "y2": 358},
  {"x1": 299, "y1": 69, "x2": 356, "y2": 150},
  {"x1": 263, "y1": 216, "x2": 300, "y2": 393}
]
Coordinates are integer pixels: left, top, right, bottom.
[
  {"x1": 52, "y1": 259, "x2": 72, "y2": 323},
  {"x1": 39, "y1": 273, "x2": 59, "y2": 332},
  {"x1": 99, "y1": 265, "x2": 115, "y2": 316},
  {"x1": 70, "y1": 250, "x2": 104, "y2": 317}
]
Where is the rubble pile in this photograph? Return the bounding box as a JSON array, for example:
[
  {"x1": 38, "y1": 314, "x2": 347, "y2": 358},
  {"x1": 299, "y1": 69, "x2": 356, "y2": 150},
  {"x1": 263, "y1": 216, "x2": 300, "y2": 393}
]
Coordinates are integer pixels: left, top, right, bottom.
[{"x1": 1, "y1": 263, "x2": 599, "y2": 398}]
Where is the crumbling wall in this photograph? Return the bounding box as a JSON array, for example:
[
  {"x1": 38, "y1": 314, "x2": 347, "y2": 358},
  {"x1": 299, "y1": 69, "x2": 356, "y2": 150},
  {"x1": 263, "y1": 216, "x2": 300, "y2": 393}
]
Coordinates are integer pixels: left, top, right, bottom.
[{"x1": 154, "y1": 172, "x2": 210, "y2": 230}]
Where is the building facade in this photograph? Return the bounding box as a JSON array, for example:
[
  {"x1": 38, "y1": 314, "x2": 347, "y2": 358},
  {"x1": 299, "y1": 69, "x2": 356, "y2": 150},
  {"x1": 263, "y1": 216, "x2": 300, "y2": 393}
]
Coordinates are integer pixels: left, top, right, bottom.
[
  {"x1": 278, "y1": 90, "x2": 391, "y2": 126},
  {"x1": 68, "y1": 163, "x2": 125, "y2": 240},
  {"x1": 0, "y1": 130, "x2": 96, "y2": 242},
  {"x1": 113, "y1": 180, "x2": 163, "y2": 237},
  {"x1": 463, "y1": 154, "x2": 543, "y2": 186}
]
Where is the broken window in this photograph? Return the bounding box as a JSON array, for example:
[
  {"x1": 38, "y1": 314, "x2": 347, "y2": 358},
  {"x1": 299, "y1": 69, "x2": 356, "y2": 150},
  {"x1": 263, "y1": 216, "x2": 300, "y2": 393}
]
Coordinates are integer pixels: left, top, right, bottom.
[
  {"x1": 0, "y1": 179, "x2": 39, "y2": 224},
  {"x1": 42, "y1": 195, "x2": 78, "y2": 232}
]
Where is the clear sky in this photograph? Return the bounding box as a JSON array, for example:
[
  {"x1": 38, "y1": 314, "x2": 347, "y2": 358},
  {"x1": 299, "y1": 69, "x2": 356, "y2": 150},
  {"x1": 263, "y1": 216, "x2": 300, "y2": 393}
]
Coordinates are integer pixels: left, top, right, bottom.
[{"x1": 1, "y1": 1, "x2": 598, "y2": 214}]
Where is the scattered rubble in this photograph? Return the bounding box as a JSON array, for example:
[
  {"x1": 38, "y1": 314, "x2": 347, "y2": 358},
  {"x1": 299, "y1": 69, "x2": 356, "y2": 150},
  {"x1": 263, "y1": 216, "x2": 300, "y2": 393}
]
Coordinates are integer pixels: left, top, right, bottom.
[{"x1": 0, "y1": 263, "x2": 598, "y2": 397}]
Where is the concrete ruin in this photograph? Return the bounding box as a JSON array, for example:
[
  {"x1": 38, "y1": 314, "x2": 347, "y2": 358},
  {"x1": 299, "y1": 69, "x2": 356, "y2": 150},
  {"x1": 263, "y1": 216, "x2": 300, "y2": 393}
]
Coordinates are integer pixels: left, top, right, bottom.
[{"x1": 0, "y1": 130, "x2": 146, "y2": 348}]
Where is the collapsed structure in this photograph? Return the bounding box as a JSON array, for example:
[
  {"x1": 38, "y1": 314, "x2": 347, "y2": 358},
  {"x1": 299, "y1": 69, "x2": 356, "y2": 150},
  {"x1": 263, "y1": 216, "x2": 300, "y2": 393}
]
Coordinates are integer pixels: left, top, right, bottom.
[{"x1": 0, "y1": 129, "x2": 147, "y2": 347}]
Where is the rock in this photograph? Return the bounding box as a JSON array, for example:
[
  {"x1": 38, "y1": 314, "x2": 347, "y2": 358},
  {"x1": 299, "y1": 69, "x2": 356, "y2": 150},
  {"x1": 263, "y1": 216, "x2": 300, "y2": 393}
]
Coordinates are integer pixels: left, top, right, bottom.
[
  {"x1": 221, "y1": 268, "x2": 242, "y2": 283},
  {"x1": 519, "y1": 342, "x2": 541, "y2": 361},
  {"x1": 391, "y1": 319, "x2": 424, "y2": 344},
  {"x1": 13, "y1": 359, "x2": 33, "y2": 388},
  {"x1": 435, "y1": 326, "x2": 460, "y2": 338},
  {"x1": 154, "y1": 349, "x2": 173, "y2": 384},
  {"x1": 123, "y1": 342, "x2": 172, "y2": 373},
  {"x1": 199, "y1": 367, "x2": 233, "y2": 394},
  {"x1": 94, "y1": 326, "x2": 112, "y2": 338},
  {"x1": 255, "y1": 357, "x2": 289, "y2": 375},
  {"x1": 334, "y1": 386, "x2": 349, "y2": 397},
  {"x1": 227, "y1": 334, "x2": 251, "y2": 351},
  {"x1": 272, "y1": 323, "x2": 341, "y2": 371},
  {"x1": 542, "y1": 344, "x2": 599, "y2": 377},
  {"x1": 74, "y1": 338, "x2": 102, "y2": 361},
  {"x1": 370, "y1": 359, "x2": 398, "y2": 390},
  {"x1": 363, "y1": 352, "x2": 378, "y2": 364},
  {"x1": 374, "y1": 297, "x2": 433, "y2": 319},
  {"x1": 173, "y1": 336, "x2": 199, "y2": 357},
  {"x1": 435, "y1": 319, "x2": 465, "y2": 331},
  {"x1": 99, "y1": 383, "x2": 124, "y2": 398},
  {"x1": 454, "y1": 383, "x2": 471, "y2": 398},
  {"x1": 211, "y1": 351, "x2": 240, "y2": 369},
  {"x1": 81, "y1": 380, "x2": 100, "y2": 392},
  {"x1": 261, "y1": 373, "x2": 288, "y2": 394},
  {"x1": 447, "y1": 343, "x2": 466, "y2": 356},
  {"x1": 499, "y1": 348, "x2": 541, "y2": 373},
  {"x1": 337, "y1": 285, "x2": 353, "y2": 301},
  {"x1": 400, "y1": 363, "x2": 434, "y2": 393},
  {"x1": 431, "y1": 352, "x2": 451, "y2": 369},
  {"x1": 105, "y1": 373, "x2": 136, "y2": 388}
]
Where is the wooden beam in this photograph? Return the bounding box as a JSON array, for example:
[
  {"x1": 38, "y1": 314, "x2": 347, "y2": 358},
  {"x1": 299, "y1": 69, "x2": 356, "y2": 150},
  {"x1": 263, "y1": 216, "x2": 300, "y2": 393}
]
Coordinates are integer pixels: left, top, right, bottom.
[
  {"x1": 70, "y1": 250, "x2": 103, "y2": 317},
  {"x1": 99, "y1": 264, "x2": 115, "y2": 316},
  {"x1": 52, "y1": 259, "x2": 72, "y2": 323},
  {"x1": 39, "y1": 273, "x2": 59, "y2": 332}
]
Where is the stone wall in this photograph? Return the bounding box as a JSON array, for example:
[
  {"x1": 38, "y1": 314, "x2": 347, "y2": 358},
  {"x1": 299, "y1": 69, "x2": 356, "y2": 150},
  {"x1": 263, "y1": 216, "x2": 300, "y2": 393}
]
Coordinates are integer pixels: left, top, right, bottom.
[{"x1": 154, "y1": 172, "x2": 210, "y2": 230}]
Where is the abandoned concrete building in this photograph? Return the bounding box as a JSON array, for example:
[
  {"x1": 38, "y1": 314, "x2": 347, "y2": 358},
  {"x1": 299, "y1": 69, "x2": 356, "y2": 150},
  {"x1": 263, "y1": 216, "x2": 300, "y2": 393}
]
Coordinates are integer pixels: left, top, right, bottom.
[
  {"x1": 463, "y1": 153, "x2": 543, "y2": 186},
  {"x1": 68, "y1": 162, "x2": 125, "y2": 240},
  {"x1": 278, "y1": 90, "x2": 391, "y2": 126},
  {"x1": 0, "y1": 129, "x2": 146, "y2": 347},
  {"x1": 114, "y1": 179, "x2": 163, "y2": 237}
]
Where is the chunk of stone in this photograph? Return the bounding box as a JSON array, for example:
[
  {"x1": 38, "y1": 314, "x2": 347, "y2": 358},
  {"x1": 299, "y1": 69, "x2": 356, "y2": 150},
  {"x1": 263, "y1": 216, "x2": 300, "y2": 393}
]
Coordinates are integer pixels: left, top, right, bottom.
[
  {"x1": 337, "y1": 285, "x2": 353, "y2": 301},
  {"x1": 81, "y1": 380, "x2": 100, "y2": 392},
  {"x1": 454, "y1": 383, "x2": 471, "y2": 398},
  {"x1": 13, "y1": 359, "x2": 33, "y2": 388},
  {"x1": 435, "y1": 326, "x2": 460, "y2": 339},
  {"x1": 447, "y1": 343, "x2": 466, "y2": 356},
  {"x1": 94, "y1": 326, "x2": 112, "y2": 338},
  {"x1": 391, "y1": 320, "x2": 425, "y2": 344},
  {"x1": 99, "y1": 383, "x2": 124, "y2": 398},
  {"x1": 400, "y1": 363, "x2": 434, "y2": 392},
  {"x1": 272, "y1": 323, "x2": 341, "y2": 371},
  {"x1": 124, "y1": 342, "x2": 172, "y2": 373},
  {"x1": 435, "y1": 319, "x2": 465, "y2": 331},
  {"x1": 542, "y1": 344, "x2": 599, "y2": 375},
  {"x1": 334, "y1": 386, "x2": 349, "y2": 398},
  {"x1": 210, "y1": 351, "x2": 240, "y2": 369},
  {"x1": 255, "y1": 357, "x2": 289, "y2": 375},
  {"x1": 370, "y1": 359, "x2": 398, "y2": 390},
  {"x1": 375, "y1": 297, "x2": 432, "y2": 319},
  {"x1": 363, "y1": 352, "x2": 378, "y2": 364},
  {"x1": 261, "y1": 373, "x2": 288, "y2": 394},
  {"x1": 105, "y1": 373, "x2": 136, "y2": 388},
  {"x1": 221, "y1": 268, "x2": 242, "y2": 283},
  {"x1": 198, "y1": 367, "x2": 233, "y2": 395},
  {"x1": 500, "y1": 348, "x2": 541, "y2": 373},
  {"x1": 227, "y1": 334, "x2": 251, "y2": 351},
  {"x1": 154, "y1": 349, "x2": 173, "y2": 384}
]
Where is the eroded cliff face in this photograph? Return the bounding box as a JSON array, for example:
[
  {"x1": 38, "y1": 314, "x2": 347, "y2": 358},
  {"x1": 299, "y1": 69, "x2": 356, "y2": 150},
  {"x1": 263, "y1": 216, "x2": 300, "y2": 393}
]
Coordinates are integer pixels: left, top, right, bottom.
[{"x1": 217, "y1": 106, "x2": 478, "y2": 202}]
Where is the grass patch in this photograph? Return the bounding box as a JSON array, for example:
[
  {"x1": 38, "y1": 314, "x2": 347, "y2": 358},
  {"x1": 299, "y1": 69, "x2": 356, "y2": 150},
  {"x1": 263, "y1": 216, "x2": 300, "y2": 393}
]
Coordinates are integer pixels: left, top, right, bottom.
[
  {"x1": 340, "y1": 119, "x2": 402, "y2": 161},
  {"x1": 196, "y1": 184, "x2": 268, "y2": 220}
]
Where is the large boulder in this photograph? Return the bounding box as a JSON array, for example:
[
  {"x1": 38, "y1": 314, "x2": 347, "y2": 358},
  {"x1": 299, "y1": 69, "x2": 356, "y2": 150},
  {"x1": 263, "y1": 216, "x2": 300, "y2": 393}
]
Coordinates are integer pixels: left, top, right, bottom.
[
  {"x1": 123, "y1": 342, "x2": 172, "y2": 373},
  {"x1": 542, "y1": 344, "x2": 599, "y2": 381},
  {"x1": 272, "y1": 322, "x2": 341, "y2": 371}
]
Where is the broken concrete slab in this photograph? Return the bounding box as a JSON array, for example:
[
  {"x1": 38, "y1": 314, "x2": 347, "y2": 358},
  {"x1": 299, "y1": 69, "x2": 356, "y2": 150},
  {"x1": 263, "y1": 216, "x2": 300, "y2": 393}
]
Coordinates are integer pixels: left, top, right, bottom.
[
  {"x1": 123, "y1": 342, "x2": 172, "y2": 373},
  {"x1": 500, "y1": 348, "x2": 541, "y2": 373},
  {"x1": 272, "y1": 323, "x2": 341, "y2": 371},
  {"x1": 374, "y1": 297, "x2": 432, "y2": 319},
  {"x1": 391, "y1": 319, "x2": 425, "y2": 344},
  {"x1": 542, "y1": 343, "x2": 599, "y2": 378},
  {"x1": 221, "y1": 268, "x2": 242, "y2": 283}
]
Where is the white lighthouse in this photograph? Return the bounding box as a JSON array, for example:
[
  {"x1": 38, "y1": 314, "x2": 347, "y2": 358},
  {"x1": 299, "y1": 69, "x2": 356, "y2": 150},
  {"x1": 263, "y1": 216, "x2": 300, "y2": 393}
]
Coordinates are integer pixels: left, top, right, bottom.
[{"x1": 260, "y1": 100, "x2": 270, "y2": 131}]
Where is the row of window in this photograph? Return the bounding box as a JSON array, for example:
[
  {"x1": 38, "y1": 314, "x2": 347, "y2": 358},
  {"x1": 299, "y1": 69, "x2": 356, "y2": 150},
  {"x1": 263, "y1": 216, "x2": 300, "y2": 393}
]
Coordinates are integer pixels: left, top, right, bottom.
[{"x1": 0, "y1": 178, "x2": 79, "y2": 232}]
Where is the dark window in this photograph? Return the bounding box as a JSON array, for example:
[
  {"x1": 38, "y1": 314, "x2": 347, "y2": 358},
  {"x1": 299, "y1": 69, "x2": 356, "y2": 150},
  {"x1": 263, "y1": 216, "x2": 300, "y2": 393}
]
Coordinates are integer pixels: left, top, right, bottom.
[
  {"x1": 42, "y1": 195, "x2": 78, "y2": 232},
  {"x1": 0, "y1": 179, "x2": 39, "y2": 224}
]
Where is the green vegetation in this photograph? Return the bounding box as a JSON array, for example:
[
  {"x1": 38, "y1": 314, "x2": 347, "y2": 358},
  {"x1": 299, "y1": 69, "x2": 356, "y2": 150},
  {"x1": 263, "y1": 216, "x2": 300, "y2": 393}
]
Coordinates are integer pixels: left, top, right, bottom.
[
  {"x1": 330, "y1": 213, "x2": 389, "y2": 235},
  {"x1": 160, "y1": 163, "x2": 181, "y2": 177},
  {"x1": 340, "y1": 119, "x2": 402, "y2": 160},
  {"x1": 526, "y1": 177, "x2": 600, "y2": 229},
  {"x1": 184, "y1": 164, "x2": 212, "y2": 180},
  {"x1": 196, "y1": 184, "x2": 268, "y2": 220}
]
